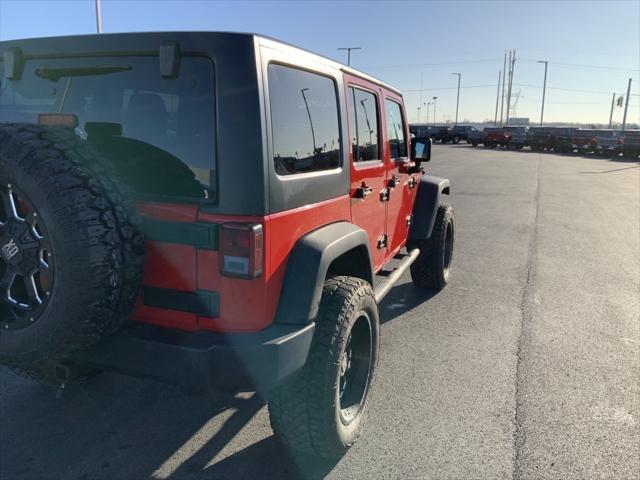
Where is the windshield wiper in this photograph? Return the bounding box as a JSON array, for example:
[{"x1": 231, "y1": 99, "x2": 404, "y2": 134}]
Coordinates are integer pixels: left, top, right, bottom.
[{"x1": 35, "y1": 65, "x2": 132, "y2": 81}]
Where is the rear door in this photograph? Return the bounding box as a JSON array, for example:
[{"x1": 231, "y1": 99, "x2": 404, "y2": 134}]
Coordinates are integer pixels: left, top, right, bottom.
[
  {"x1": 344, "y1": 73, "x2": 388, "y2": 271},
  {"x1": 383, "y1": 95, "x2": 415, "y2": 256}
]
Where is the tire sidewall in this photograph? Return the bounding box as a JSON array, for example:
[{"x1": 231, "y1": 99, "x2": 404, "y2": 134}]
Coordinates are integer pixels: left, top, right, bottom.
[{"x1": 331, "y1": 288, "x2": 379, "y2": 447}]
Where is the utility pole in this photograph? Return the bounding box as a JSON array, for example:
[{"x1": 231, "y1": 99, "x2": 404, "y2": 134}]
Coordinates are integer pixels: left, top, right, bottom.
[
  {"x1": 337, "y1": 47, "x2": 361, "y2": 66},
  {"x1": 500, "y1": 51, "x2": 507, "y2": 125},
  {"x1": 418, "y1": 71, "x2": 424, "y2": 123},
  {"x1": 494, "y1": 70, "x2": 501, "y2": 125},
  {"x1": 506, "y1": 50, "x2": 516, "y2": 125},
  {"x1": 537, "y1": 60, "x2": 548, "y2": 126},
  {"x1": 452, "y1": 72, "x2": 461, "y2": 125},
  {"x1": 95, "y1": 0, "x2": 103, "y2": 33},
  {"x1": 621, "y1": 78, "x2": 632, "y2": 131},
  {"x1": 608, "y1": 93, "x2": 616, "y2": 129},
  {"x1": 426, "y1": 102, "x2": 432, "y2": 125},
  {"x1": 432, "y1": 96, "x2": 438, "y2": 125}
]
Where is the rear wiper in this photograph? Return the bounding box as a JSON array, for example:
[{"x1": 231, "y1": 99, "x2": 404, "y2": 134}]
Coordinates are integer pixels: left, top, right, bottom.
[{"x1": 35, "y1": 65, "x2": 132, "y2": 81}]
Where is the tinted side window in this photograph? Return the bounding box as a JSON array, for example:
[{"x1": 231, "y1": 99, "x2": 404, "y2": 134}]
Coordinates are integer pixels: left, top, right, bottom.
[
  {"x1": 385, "y1": 99, "x2": 407, "y2": 158},
  {"x1": 268, "y1": 64, "x2": 341, "y2": 175},
  {"x1": 347, "y1": 87, "x2": 380, "y2": 162}
]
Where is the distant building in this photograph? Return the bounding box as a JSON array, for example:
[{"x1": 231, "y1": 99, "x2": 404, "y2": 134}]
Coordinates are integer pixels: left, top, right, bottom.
[{"x1": 509, "y1": 117, "x2": 530, "y2": 126}]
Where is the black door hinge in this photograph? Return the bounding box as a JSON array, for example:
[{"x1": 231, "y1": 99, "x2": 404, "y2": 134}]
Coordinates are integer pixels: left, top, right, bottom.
[
  {"x1": 380, "y1": 188, "x2": 390, "y2": 202},
  {"x1": 377, "y1": 234, "x2": 388, "y2": 249},
  {"x1": 408, "y1": 176, "x2": 417, "y2": 189},
  {"x1": 406, "y1": 214, "x2": 413, "y2": 227},
  {"x1": 389, "y1": 175, "x2": 401, "y2": 188}
]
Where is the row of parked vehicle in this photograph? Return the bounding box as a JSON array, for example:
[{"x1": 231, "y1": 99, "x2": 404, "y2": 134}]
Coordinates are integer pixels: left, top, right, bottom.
[{"x1": 409, "y1": 124, "x2": 640, "y2": 158}]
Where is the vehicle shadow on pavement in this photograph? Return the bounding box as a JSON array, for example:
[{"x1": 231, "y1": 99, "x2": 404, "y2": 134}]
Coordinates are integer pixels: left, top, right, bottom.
[
  {"x1": 378, "y1": 282, "x2": 440, "y2": 325},
  {"x1": 0, "y1": 286, "x2": 435, "y2": 480}
]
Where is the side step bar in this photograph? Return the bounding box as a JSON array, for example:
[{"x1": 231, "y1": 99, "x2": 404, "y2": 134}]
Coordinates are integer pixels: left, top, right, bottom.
[{"x1": 374, "y1": 248, "x2": 420, "y2": 303}]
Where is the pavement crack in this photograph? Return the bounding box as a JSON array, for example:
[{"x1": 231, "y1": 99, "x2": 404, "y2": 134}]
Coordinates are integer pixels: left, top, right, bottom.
[{"x1": 513, "y1": 156, "x2": 541, "y2": 480}]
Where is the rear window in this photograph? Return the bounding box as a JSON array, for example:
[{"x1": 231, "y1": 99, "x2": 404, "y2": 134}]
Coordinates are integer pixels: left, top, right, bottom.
[
  {"x1": 0, "y1": 56, "x2": 216, "y2": 201},
  {"x1": 347, "y1": 87, "x2": 380, "y2": 162},
  {"x1": 268, "y1": 64, "x2": 341, "y2": 176},
  {"x1": 385, "y1": 99, "x2": 407, "y2": 158}
]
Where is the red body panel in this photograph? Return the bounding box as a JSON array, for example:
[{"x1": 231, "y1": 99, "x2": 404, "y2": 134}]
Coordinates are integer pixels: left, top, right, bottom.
[
  {"x1": 381, "y1": 89, "x2": 417, "y2": 256},
  {"x1": 132, "y1": 196, "x2": 350, "y2": 332},
  {"x1": 343, "y1": 73, "x2": 389, "y2": 271}
]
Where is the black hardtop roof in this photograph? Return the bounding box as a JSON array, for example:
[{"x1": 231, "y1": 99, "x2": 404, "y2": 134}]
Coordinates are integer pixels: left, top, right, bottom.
[{"x1": 0, "y1": 31, "x2": 401, "y2": 95}]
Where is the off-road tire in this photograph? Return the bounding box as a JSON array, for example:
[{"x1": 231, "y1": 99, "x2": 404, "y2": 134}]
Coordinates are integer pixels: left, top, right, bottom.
[
  {"x1": 267, "y1": 276, "x2": 379, "y2": 458},
  {"x1": 0, "y1": 124, "x2": 144, "y2": 369},
  {"x1": 471, "y1": 141, "x2": 478, "y2": 147},
  {"x1": 453, "y1": 136, "x2": 460, "y2": 144},
  {"x1": 409, "y1": 203, "x2": 454, "y2": 290}
]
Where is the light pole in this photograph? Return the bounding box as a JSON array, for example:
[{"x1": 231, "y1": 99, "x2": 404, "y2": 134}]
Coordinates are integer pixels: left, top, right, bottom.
[
  {"x1": 301, "y1": 88, "x2": 317, "y2": 154},
  {"x1": 432, "y1": 97, "x2": 438, "y2": 124},
  {"x1": 426, "y1": 102, "x2": 432, "y2": 126},
  {"x1": 621, "y1": 78, "x2": 632, "y2": 131},
  {"x1": 95, "y1": 0, "x2": 103, "y2": 33},
  {"x1": 494, "y1": 70, "x2": 501, "y2": 125},
  {"x1": 452, "y1": 73, "x2": 461, "y2": 125},
  {"x1": 608, "y1": 92, "x2": 616, "y2": 129},
  {"x1": 500, "y1": 51, "x2": 506, "y2": 125},
  {"x1": 337, "y1": 47, "x2": 361, "y2": 66},
  {"x1": 537, "y1": 60, "x2": 548, "y2": 126}
]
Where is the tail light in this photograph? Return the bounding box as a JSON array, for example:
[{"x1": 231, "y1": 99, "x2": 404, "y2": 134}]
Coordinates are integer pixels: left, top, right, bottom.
[{"x1": 219, "y1": 223, "x2": 263, "y2": 279}]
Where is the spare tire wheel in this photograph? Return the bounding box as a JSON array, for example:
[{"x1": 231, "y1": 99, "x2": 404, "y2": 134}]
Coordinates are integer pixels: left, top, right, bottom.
[{"x1": 0, "y1": 124, "x2": 144, "y2": 378}]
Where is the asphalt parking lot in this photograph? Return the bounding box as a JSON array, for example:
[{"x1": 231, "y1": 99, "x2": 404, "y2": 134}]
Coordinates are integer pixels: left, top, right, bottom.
[{"x1": 1, "y1": 145, "x2": 638, "y2": 480}]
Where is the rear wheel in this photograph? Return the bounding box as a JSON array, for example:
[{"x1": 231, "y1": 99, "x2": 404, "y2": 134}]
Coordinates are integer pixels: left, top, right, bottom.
[
  {"x1": 409, "y1": 204, "x2": 454, "y2": 291},
  {"x1": 453, "y1": 136, "x2": 460, "y2": 144},
  {"x1": 268, "y1": 276, "x2": 379, "y2": 458}
]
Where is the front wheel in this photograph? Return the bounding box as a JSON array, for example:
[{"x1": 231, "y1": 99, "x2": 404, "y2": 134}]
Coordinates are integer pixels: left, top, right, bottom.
[
  {"x1": 268, "y1": 276, "x2": 379, "y2": 458},
  {"x1": 453, "y1": 136, "x2": 460, "y2": 144},
  {"x1": 409, "y1": 204, "x2": 455, "y2": 290}
]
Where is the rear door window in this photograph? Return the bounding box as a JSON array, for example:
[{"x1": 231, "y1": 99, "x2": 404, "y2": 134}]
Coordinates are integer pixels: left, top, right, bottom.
[
  {"x1": 347, "y1": 87, "x2": 380, "y2": 162},
  {"x1": 268, "y1": 64, "x2": 341, "y2": 175},
  {"x1": 0, "y1": 56, "x2": 216, "y2": 201},
  {"x1": 385, "y1": 99, "x2": 407, "y2": 158}
]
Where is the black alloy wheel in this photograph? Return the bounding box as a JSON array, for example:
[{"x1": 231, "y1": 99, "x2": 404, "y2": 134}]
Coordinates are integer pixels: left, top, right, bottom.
[
  {"x1": 0, "y1": 180, "x2": 53, "y2": 330},
  {"x1": 338, "y1": 312, "x2": 373, "y2": 425}
]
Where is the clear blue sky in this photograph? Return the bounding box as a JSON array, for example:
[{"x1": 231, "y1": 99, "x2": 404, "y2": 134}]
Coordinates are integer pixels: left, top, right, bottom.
[{"x1": 1, "y1": 0, "x2": 638, "y2": 124}]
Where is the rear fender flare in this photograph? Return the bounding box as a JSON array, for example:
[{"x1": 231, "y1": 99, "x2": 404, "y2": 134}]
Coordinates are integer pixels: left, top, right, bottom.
[
  {"x1": 409, "y1": 175, "x2": 450, "y2": 241},
  {"x1": 275, "y1": 222, "x2": 373, "y2": 325}
]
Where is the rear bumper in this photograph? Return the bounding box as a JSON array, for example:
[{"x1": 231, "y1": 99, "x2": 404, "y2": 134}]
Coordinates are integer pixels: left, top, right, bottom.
[{"x1": 74, "y1": 322, "x2": 314, "y2": 391}]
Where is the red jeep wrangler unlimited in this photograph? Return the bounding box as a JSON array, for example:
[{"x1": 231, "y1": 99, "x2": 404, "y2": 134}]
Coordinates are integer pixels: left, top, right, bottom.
[{"x1": 0, "y1": 33, "x2": 454, "y2": 457}]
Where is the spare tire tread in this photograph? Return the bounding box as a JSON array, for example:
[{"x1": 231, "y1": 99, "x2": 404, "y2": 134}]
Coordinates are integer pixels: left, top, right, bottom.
[{"x1": 0, "y1": 124, "x2": 144, "y2": 366}]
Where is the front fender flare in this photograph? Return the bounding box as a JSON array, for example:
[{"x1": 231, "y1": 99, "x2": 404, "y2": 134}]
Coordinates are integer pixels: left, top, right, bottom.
[{"x1": 409, "y1": 175, "x2": 450, "y2": 241}]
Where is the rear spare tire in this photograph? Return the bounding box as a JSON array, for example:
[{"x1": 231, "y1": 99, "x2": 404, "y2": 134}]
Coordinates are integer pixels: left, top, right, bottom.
[{"x1": 0, "y1": 124, "x2": 144, "y2": 369}]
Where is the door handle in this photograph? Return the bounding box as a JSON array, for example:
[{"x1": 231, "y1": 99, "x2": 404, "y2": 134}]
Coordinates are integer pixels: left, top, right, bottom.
[{"x1": 356, "y1": 185, "x2": 373, "y2": 198}]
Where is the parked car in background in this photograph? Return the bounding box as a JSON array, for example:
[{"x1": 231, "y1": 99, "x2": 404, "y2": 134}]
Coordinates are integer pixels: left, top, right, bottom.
[
  {"x1": 553, "y1": 128, "x2": 580, "y2": 152},
  {"x1": 451, "y1": 125, "x2": 480, "y2": 144},
  {"x1": 483, "y1": 127, "x2": 511, "y2": 148},
  {"x1": 409, "y1": 125, "x2": 454, "y2": 143},
  {"x1": 468, "y1": 127, "x2": 484, "y2": 147},
  {"x1": 620, "y1": 130, "x2": 640, "y2": 158},
  {"x1": 504, "y1": 126, "x2": 528, "y2": 149},
  {"x1": 528, "y1": 126, "x2": 554, "y2": 151},
  {"x1": 594, "y1": 130, "x2": 621, "y2": 156}
]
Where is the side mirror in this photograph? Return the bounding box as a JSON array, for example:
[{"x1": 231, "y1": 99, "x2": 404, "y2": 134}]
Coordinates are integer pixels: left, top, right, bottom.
[{"x1": 411, "y1": 137, "x2": 432, "y2": 163}]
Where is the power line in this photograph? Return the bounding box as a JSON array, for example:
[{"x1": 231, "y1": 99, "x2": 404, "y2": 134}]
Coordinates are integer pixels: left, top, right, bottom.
[
  {"x1": 360, "y1": 58, "x2": 502, "y2": 69},
  {"x1": 520, "y1": 58, "x2": 639, "y2": 73}
]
